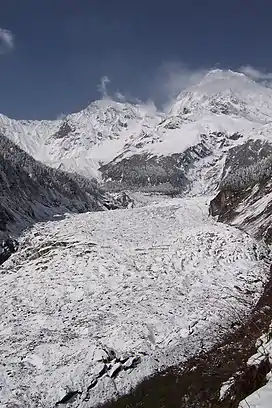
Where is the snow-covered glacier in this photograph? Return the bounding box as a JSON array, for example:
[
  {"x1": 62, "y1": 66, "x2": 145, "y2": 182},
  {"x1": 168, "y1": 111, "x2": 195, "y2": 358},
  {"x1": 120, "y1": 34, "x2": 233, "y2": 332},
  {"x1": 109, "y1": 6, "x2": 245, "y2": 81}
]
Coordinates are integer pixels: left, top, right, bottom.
[{"x1": 0, "y1": 196, "x2": 270, "y2": 407}]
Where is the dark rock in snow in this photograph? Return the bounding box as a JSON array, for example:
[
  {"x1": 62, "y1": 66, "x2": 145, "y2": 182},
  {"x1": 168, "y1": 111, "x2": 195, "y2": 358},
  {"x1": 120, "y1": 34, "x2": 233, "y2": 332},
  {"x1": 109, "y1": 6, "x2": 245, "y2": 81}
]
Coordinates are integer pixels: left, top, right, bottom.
[
  {"x1": 93, "y1": 363, "x2": 106, "y2": 377},
  {"x1": 228, "y1": 132, "x2": 243, "y2": 141},
  {"x1": 56, "y1": 390, "x2": 80, "y2": 405},
  {"x1": 0, "y1": 238, "x2": 19, "y2": 265},
  {"x1": 123, "y1": 356, "x2": 141, "y2": 370},
  {"x1": 51, "y1": 121, "x2": 73, "y2": 140},
  {"x1": 103, "y1": 192, "x2": 135, "y2": 210}
]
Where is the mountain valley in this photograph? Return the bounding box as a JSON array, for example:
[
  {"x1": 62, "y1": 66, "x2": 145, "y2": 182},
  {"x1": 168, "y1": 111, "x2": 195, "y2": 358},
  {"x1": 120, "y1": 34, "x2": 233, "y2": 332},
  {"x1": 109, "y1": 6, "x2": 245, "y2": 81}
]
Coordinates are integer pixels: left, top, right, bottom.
[{"x1": 0, "y1": 69, "x2": 272, "y2": 408}]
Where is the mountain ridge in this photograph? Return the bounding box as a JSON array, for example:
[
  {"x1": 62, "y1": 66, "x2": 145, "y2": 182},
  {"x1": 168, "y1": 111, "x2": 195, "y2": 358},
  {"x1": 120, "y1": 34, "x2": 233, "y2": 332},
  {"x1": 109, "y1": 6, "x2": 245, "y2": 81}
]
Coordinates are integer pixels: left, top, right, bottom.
[{"x1": 1, "y1": 69, "x2": 272, "y2": 180}]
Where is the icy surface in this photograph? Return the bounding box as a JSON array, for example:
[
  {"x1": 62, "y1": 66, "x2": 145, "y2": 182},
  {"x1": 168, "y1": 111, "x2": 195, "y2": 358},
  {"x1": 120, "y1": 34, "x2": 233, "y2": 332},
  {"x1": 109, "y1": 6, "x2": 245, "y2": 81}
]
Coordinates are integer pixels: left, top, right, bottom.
[
  {"x1": 1, "y1": 69, "x2": 272, "y2": 406},
  {"x1": 0, "y1": 197, "x2": 269, "y2": 407}
]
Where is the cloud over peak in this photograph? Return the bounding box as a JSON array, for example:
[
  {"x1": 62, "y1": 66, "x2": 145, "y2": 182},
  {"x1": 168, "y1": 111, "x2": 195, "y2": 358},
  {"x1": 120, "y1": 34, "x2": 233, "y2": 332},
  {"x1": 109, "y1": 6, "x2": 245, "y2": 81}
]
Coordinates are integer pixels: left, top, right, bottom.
[
  {"x1": 0, "y1": 28, "x2": 14, "y2": 54},
  {"x1": 239, "y1": 65, "x2": 272, "y2": 87},
  {"x1": 97, "y1": 76, "x2": 111, "y2": 99}
]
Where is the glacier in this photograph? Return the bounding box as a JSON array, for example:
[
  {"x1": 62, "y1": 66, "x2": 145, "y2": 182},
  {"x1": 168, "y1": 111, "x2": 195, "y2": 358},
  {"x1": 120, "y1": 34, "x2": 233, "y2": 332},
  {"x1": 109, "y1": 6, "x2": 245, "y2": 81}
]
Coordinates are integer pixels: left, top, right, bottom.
[{"x1": 0, "y1": 196, "x2": 270, "y2": 407}]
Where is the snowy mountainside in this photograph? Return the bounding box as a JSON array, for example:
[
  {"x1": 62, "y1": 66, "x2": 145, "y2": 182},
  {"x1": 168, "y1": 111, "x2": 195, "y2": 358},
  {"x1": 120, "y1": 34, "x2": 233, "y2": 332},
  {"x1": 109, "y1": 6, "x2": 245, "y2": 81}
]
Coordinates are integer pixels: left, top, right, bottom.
[
  {"x1": 98, "y1": 70, "x2": 272, "y2": 191},
  {"x1": 0, "y1": 133, "x2": 124, "y2": 241},
  {"x1": 170, "y1": 69, "x2": 272, "y2": 123},
  {"x1": 209, "y1": 140, "x2": 272, "y2": 244},
  {"x1": 44, "y1": 100, "x2": 161, "y2": 178},
  {"x1": 0, "y1": 113, "x2": 61, "y2": 158},
  {"x1": 1, "y1": 197, "x2": 270, "y2": 408},
  {"x1": 2, "y1": 69, "x2": 272, "y2": 187},
  {"x1": 100, "y1": 116, "x2": 258, "y2": 193},
  {"x1": 0, "y1": 100, "x2": 162, "y2": 179}
]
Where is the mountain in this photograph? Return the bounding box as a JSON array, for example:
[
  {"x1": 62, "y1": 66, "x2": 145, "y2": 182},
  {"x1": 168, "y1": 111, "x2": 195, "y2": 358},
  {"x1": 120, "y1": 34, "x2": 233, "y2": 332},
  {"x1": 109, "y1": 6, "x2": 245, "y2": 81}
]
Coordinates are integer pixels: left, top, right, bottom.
[
  {"x1": 99, "y1": 70, "x2": 272, "y2": 192},
  {"x1": 2, "y1": 68, "x2": 272, "y2": 242},
  {"x1": 0, "y1": 100, "x2": 161, "y2": 179},
  {"x1": 170, "y1": 69, "x2": 272, "y2": 122},
  {"x1": 1, "y1": 69, "x2": 272, "y2": 407},
  {"x1": 1, "y1": 70, "x2": 272, "y2": 195}
]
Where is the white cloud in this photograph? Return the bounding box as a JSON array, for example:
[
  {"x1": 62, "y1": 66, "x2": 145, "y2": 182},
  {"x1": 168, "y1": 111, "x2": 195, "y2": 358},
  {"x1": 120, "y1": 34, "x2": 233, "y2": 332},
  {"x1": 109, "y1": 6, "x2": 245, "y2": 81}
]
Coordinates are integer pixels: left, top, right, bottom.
[
  {"x1": 0, "y1": 28, "x2": 14, "y2": 54},
  {"x1": 239, "y1": 65, "x2": 272, "y2": 87},
  {"x1": 95, "y1": 63, "x2": 210, "y2": 110},
  {"x1": 56, "y1": 112, "x2": 67, "y2": 120},
  {"x1": 97, "y1": 75, "x2": 111, "y2": 99},
  {"x1": 150, "y1": 62, "x2": 209, "y2": 110},
  {"x1": 161, "y1": 62, "x2": 207, "y2": 96},
  {"x1": 96, "y1": 77, "x2": 143, "y2": 105},
  {"x1": 114, "y1": 91, "x2": 126, "y2": 102},
  {"x1": 92, "y1": 64, "x2": 272, "y2": 112},
  {"x1": 114, "y1": 90, "x2": 142, "y2": 104}
]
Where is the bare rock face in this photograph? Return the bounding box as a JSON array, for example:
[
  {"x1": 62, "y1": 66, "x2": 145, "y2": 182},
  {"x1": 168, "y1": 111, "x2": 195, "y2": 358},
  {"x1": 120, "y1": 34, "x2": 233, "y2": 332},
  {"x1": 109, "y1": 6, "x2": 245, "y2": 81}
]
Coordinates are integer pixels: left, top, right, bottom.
[{"x1": 0, "y1": 206, "x2": 14, "y2": 232}]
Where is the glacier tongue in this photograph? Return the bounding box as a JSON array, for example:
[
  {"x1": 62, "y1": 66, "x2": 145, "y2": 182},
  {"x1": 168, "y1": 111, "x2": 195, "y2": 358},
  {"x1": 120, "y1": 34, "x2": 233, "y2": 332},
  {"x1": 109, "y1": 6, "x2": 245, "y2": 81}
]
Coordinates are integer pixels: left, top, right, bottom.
[{"x1": 1, "y1": 196, "x2": 269, "y2": 407}]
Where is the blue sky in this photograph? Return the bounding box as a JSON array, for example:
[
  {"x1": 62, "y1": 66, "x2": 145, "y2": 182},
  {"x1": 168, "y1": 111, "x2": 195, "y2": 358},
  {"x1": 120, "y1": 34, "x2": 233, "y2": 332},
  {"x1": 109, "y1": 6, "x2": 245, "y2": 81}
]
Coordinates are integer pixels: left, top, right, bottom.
[{"x1": 1, "y1": 0, "x2": 272, "y2": 119}]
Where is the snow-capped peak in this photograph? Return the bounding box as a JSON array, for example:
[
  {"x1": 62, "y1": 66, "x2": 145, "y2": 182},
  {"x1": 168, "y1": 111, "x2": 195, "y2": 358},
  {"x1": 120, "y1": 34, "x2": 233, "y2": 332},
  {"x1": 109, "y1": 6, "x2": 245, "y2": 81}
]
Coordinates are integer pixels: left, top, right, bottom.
[
  {"x1": 0, "y1": 99, "x2": 163, "y2": 179},
  {"x1": 192, "y1": 68, "x2": 256, "y2": 91},
  {"x1": 200, "y1": 68, "x2": 248, "y2": 82},
  {"x1": 170, "y1": 69, "x2": 272, "y2": 123}
]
